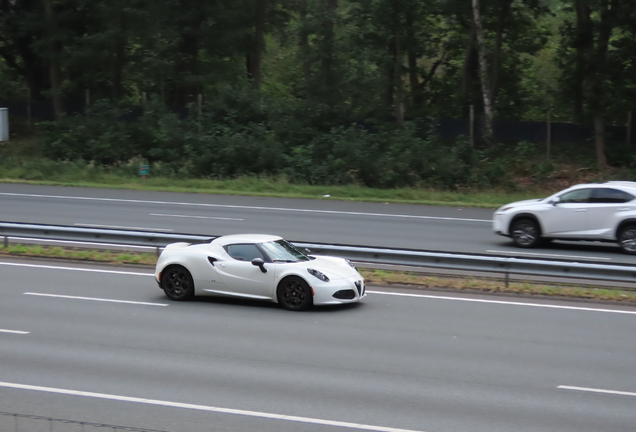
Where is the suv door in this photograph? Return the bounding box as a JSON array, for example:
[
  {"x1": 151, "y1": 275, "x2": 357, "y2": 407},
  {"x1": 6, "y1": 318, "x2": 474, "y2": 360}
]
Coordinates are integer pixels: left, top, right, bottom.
[
  {"x1": 540, "y1": 188, "x2": 592, "y2": 236},
  {"x1": 586, "y1": 188, "x2": 636, "y2": 238}
]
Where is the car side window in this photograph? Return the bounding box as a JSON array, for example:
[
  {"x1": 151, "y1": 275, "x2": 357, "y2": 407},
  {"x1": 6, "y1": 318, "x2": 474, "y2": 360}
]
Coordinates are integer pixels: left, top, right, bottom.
[
  {"x1": 590, "y1": 188, "x2": 635, "y2": 204},
  {"x1": 225, "y1": 244, "x2": 264, "y2": 261},
  {"x1": 558, "y1": 189, "x2": 592, "y2": 204}
]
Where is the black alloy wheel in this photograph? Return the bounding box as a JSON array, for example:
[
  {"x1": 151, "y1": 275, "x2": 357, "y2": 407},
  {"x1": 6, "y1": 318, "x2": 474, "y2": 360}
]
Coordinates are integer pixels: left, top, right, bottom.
[
  {"x1": 277, "y1": 276, "x2": 312, "y2": 311},
  {"x1": 618, "y1": 225, "x2": 636, "y2": 255},
  {"x1": 511, "y1": 218, "x2": 541, "y2": 248},
  {"x1": 161, "y1": 265, "x2": 195, "y2": 300}
]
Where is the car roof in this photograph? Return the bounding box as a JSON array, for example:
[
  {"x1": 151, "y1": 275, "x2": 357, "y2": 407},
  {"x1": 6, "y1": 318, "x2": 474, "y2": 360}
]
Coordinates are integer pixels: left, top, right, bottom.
[
  {"x1": 567, "y1": 181, "x2": 636, "y2": 192},
  {"x1": 211, "y1": 234, "x2": 283, "y2": 246}
]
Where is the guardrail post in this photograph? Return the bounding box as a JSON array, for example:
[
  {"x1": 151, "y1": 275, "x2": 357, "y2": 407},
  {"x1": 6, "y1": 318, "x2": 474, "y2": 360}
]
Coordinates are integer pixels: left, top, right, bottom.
[
  {"x1": 505, "y1": 272, "x2": 509, "y2": 288},
  {"x1": 3, "y1": 235, "x2": 7, "y2": 248}
]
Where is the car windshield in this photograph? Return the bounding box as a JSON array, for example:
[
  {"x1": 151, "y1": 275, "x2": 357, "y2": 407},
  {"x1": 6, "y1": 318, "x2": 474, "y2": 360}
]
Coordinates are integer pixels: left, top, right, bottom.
[{"x1": 260, "y1": 239, "x2": 310, "y2": 263}]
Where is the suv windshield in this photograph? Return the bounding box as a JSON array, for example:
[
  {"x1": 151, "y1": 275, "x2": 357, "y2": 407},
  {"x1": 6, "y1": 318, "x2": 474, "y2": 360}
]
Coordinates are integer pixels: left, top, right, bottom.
[{"x1": 260, "y1": 239, "x2": 310, "y2": 262}]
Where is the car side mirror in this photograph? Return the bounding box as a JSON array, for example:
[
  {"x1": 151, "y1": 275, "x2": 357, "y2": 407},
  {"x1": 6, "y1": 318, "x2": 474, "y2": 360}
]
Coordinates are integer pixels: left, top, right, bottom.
[
  {"x1": 251, "y1": 257, "x2": 267, "y2": 273},
  {"x1": 551, "y1": 197, "x2": 561, "y2": 206}
]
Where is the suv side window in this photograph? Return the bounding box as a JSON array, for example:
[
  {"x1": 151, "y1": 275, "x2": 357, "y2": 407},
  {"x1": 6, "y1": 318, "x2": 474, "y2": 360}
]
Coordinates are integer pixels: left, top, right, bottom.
[
  {"x1": 559, "y1": 189, "x2": 592, "y2": 203},
  {"x1": 225, "y1": 244, "x2": 265, "y2": 261},
  {"x1": 590, "y1": 188, "x2": 635, "y2": 204}
]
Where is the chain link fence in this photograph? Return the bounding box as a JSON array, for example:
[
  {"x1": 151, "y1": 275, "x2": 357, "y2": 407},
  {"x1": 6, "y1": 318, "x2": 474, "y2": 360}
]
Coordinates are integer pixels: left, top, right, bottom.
[{"x1": 0, "y1": 411, "x2": 171, "y2": 432}]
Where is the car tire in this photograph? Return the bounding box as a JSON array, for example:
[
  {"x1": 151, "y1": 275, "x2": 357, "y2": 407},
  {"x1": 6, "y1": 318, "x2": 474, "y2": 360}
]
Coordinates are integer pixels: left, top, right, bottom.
[
  {"x1": 511, "y1": 218, "x2": 541, "y2": 248},
  {"x1": 161, "y1": 265, "x2": 195, "y2": 301},
  {"x1": 277, "y1": 276, "x2": 313, "y2": 311},
  {"x1": 618, "y1": 225, "x2": 636, "y2": 255}
]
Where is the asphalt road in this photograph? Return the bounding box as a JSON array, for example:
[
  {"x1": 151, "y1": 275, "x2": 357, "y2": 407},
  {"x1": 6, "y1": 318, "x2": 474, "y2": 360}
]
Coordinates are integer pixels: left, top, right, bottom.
[
  {"x1": 1, "y1": 258, "x2": 635, "y2": 432},
  {"x1": 1, "y1": 183, "x2": 635, "y2": 265}
]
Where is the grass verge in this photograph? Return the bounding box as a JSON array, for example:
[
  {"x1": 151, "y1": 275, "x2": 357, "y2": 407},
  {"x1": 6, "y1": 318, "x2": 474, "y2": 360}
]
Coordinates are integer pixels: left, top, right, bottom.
[{"x1": 2, "y1": 244, "x2": 635, "y2": 304}]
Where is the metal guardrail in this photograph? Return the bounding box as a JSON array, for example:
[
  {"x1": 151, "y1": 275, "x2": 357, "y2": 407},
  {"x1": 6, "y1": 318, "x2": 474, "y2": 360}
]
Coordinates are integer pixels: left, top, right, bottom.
[
  {"x1": 0, "y1": 411, "x2": 170, "y2": 432},
  {"x1": 2, "y1": 221, "x2": 636, "y2": 287}
]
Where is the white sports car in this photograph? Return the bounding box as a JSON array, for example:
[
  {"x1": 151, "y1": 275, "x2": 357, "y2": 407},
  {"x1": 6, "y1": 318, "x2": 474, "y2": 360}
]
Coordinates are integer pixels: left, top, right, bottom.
[{"x1": 154, "y1": 234, "x2": 365, "y2": 310}]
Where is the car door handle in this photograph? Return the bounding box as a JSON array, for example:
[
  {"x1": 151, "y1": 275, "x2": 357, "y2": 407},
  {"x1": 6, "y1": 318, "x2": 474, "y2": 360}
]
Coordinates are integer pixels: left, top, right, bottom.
[
  {"x1": 619, "y1": 208, "x2": 630, "y2": 211},
  {"x1": 575, "y1": 209, "x2": 587, "y2": 212}
]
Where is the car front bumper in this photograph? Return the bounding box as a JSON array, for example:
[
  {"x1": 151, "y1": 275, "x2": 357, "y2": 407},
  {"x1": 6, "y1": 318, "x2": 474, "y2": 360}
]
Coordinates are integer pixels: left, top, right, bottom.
[{"x1": 312, "y1": 274, "x2": 366, "y2": 306}]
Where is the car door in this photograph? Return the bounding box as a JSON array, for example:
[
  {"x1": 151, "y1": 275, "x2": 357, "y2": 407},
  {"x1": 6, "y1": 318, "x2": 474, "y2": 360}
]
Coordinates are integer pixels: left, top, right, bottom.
[
  {"x1": 215, "y1": 243, "x2": 277, "y2": 299},
  {"x1": 539, "y1": 188, "x2": 592, "y2": 236},
  {"x1": 586, "y1": 188, "x2": 636, "y2": 237}
]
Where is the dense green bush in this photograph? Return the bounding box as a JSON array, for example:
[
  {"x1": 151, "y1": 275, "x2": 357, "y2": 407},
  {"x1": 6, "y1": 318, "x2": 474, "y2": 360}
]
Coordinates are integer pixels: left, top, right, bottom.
[{"x1": 35, "y1": 92, "x2": 558, "y2": 189}]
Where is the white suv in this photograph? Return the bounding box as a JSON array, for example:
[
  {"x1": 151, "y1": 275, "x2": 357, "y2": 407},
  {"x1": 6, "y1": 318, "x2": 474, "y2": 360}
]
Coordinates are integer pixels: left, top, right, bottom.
[{"x1": 493, "y1": 181, "x2": 636, "y2": 254}]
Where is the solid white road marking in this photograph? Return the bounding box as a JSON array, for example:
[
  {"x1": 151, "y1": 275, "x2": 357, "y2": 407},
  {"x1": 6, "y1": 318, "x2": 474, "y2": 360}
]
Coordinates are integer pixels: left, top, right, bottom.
[
  {"x1": 24, "y1": 292, "x2": 167, "y2": 306},
  {"x1": 74, "y1": 223, "x2": 173, "y2": 231},
  {"x1": 367, "y1": 291, "x2": 636, "y2": 315},
  {"x1": 0, "y1": 329, "x2": 29, "y2": 335},
  {"x1": 558, "y1": 385, "x2": 636, "y2": 398},
  {"x1": 0, "y1": 262, "x2": 154, "y2": 276},
  {"x1": 0, "y1": 192, "x2": 489, "y2": 222},
  {"x1": 150, "y1": 213, "x2": 244, "y2": 221},
  {"x1": 0, "y1": 261, "x2": 152, "y2": 276},
  {"x1": 0, "y1": 381, "x2": 426, "y2": 432},
  {"x1": 6, "y1": 261, "x2": 633, "y2": 315},
  {"x1": 487, "y1": 250, "x2": 612, "y2": 261}
]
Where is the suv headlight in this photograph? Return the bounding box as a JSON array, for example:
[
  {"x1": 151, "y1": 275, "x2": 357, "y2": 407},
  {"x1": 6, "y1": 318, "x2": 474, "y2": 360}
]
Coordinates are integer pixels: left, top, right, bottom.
[{"x1": 307, "y1": 268, "x2": 330, "y2": 282}]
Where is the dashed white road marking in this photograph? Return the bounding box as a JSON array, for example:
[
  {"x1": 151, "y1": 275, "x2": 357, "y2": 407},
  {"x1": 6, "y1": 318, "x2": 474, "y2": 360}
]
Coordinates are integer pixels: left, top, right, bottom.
[
  {"x1": 0, "y1": 329, "x2": 29, "y2": 335},
  {"x1": 0, "y1": 192, "x2": 489, "y2": 222},
  {"x1": 74, "y1": 223, "x2": 173, "y2": 231},
  {"x1": 0, "y1": 381, "x2": 425, "y2": 432},
  {"x1": 487, "y1": 250, "x2": 612, "y2": 261},
  {"x1": 24, "y1": 292, "x2": 167, "y2": 306},
  {"x1": 150, "y1": 213, "x2": 244, "y2": 221},
  {"x1": 368, "y1": 291, "x2": 636, "y2": 315},
  {"x1": 559, "y1": 385, "x2": 636, "y2": 398},
  {"x1": 0, "y1": 261, "x2": 152, "y2": 276}
]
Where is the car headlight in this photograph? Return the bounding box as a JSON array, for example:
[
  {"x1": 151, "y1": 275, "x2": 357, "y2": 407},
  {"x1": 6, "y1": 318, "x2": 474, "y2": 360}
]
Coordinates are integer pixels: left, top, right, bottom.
[
  {"x1": 307, "y1": 268, "x2": 330, "y2": 282},
  {"x1": 346, "y1": 259, "x2": 356, "y2": 269}
]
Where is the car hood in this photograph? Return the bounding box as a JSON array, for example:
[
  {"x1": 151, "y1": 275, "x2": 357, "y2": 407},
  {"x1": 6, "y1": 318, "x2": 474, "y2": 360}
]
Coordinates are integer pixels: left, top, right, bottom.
[
  {"x1": 497, "y1": 198, "x2": 543, "y2": 211},
  {"x1": 302, "y1": 256, "x2": 360, "y2": 280}
]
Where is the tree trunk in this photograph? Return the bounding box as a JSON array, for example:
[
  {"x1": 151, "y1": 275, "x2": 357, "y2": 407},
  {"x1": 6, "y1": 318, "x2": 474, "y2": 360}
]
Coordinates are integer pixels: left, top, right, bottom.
[
  {"x1": 299, "y1": 0, "x2": 312, "y2": 99},
  {"x1": 405, "y1": 11, "x2": 422, "y2": 109},
  {"x1": 472, "y1": 0, "x2": 493, "y2": 142},
  {"x1": 489, "y1": 0, "x2": 512, "y2": 103},
  {"x1": 41, "y1": 0, "x2": 64, "y2": 119},
  {"x1": 250, "y1": 0, "x2": 267, "y2": 90}
]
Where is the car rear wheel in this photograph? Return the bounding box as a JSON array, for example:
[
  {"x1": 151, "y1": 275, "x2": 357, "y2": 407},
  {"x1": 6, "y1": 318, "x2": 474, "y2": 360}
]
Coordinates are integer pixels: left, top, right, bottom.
[
  {"x1": 618, "y1": 225, "x2": 636, "y2": 255},
  {"x1": 277, "y1": 276, "x2": 312, "y2": 311},
  {"x1": 511, "y1": 218, "x2": 541, "y2": 248},
  {"x1": 161, "y1": 265, "x2": 195, "y2": 300}
]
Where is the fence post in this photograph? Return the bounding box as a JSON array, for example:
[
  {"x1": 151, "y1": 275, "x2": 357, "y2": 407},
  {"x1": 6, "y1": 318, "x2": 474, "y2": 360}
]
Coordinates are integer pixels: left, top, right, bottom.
[
  {"x1": 546, "y1": 110, "x2": 552, "y2": 160},
  {"x1": 469, "y1": 105, "x2": 475, "y2": 147},
  {"x1": 627, "y1": 111, "x2": 632, "y2": 145}
]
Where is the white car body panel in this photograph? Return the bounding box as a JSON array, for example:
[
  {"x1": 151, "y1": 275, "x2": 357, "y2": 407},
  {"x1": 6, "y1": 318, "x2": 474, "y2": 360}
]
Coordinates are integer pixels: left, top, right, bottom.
[
  {"x1": 492, "y1": 182, "x2": 636, "y2": 251},
  {"x1": 155, "y1": 234, "x2": 365, "y2": 308}
]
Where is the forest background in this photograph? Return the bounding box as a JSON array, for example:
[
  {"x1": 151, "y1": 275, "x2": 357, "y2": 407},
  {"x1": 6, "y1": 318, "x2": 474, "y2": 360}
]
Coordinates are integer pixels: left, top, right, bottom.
[{"x1": 1, "y1": 0, "x2": 636, "y2": 193}]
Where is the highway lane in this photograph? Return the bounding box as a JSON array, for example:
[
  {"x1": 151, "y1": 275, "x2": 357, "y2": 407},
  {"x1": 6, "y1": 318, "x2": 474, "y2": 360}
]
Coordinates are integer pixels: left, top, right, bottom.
[
  {"x1": 1, "y1": 183, "x2": 634, "y2": 265},
  {"x1": 1, "y1": 258, "x2": 635, "y2": 432}
]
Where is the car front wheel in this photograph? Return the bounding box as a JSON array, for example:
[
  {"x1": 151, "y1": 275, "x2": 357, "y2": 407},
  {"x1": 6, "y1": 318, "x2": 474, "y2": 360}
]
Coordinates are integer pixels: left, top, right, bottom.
[
  {"x1": 511, "y1": 218, "x2": 541, "y2": 248},
  {"x1": 618, "y1": 225, "x2": 636, "y2": 255},
  {"x1": 161, "y1": 265, "x2": 195, "y2": 300},
  {"x1": 277, "y1": 276, "x2": 312, "y2": 311}
]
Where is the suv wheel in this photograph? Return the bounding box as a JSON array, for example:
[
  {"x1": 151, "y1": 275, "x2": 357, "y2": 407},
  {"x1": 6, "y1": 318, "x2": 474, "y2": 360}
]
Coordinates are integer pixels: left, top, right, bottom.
[
  {"x1": 511, "y1": 218, "x2": 541, "y2": 248},
  {"x1": 618, "y1": 225, "x2": 636, "y2": 255}
]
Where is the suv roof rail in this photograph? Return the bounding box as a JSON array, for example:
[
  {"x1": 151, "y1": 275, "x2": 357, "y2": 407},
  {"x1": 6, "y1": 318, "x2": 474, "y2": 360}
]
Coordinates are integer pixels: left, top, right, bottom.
[{"x1": 604, "y1": 181, "x2": 636, "y2": 187}]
